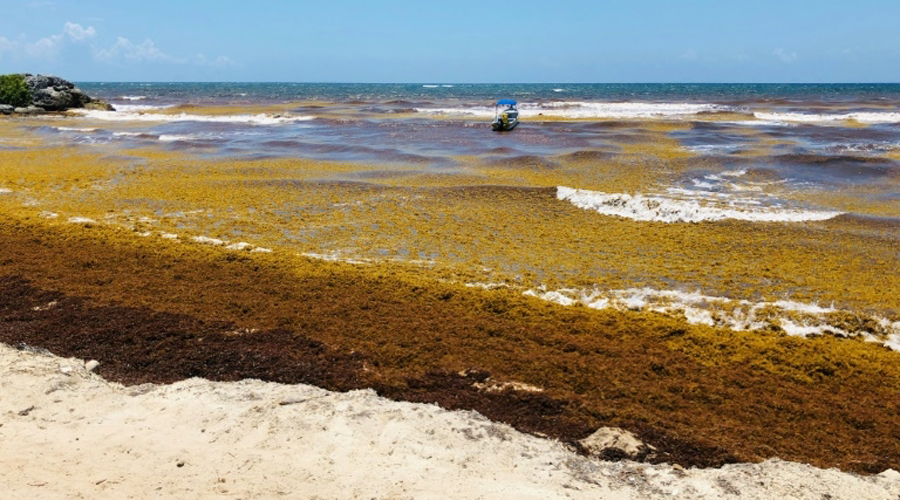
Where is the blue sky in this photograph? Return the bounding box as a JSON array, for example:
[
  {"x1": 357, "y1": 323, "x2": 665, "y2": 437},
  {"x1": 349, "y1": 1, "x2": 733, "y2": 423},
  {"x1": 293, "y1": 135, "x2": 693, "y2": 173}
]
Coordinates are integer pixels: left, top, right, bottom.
[{"x1": 0, "y1": 0, "x2": 897, "y2": 82}]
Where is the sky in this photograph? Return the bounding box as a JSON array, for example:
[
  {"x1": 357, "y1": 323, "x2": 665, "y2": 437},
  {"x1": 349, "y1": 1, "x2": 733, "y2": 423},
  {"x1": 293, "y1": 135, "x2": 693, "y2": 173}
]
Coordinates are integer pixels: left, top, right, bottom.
[{"x1": 0, "y1": 0, "x2": 898, "y2": 83}]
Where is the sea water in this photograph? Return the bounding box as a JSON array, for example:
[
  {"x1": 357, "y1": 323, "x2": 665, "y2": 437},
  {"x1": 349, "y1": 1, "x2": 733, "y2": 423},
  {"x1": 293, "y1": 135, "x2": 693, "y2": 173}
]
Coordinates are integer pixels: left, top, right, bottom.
[
  {"x1": 54, "y1": 82, "x2": 900, "y2": 217},
  {"x1": 28, "y1": 82, "x2": 900, "y2": 347}
]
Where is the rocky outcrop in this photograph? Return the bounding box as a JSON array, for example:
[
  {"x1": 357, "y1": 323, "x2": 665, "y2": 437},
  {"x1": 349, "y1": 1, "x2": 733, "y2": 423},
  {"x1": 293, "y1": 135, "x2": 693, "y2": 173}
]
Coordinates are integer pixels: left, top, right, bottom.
[
  {"x1": 26, "y1": 74, "x2": 91, "y2": 111},
  {"x1": 3, "y1": 74, "x2": 115, "y2": 114}
]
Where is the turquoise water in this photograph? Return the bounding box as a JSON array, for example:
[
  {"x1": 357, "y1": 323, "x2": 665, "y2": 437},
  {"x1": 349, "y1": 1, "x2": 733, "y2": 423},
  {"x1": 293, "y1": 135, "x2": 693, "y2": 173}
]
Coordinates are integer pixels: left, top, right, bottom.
[{"x1": 76, "y1": 82, "x2": 900, "y2": 106}]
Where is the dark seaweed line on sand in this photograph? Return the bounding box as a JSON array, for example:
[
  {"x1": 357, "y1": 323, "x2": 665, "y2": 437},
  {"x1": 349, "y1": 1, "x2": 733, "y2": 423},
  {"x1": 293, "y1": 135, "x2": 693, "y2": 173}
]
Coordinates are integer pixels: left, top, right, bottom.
[
  {"x1": 1, "y1": 219, "x2": 899, "y2": 475},
  {"x1": 0, "y1": 274, "x2": 733, "y2": 468}
]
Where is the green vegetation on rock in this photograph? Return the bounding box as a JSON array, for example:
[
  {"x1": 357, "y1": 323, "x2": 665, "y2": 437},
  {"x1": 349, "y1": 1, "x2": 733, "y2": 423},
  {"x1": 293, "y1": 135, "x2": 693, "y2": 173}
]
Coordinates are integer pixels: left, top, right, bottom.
[{"x1": 0, "y1": 74, "x2": 32, "y2": 107}]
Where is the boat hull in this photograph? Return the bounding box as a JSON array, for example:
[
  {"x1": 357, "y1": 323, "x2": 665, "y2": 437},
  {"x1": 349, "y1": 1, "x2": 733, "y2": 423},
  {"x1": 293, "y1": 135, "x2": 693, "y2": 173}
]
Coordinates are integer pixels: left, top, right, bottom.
[{"x1": 491, "y1": 119, "x2": 519, "y2": 132}]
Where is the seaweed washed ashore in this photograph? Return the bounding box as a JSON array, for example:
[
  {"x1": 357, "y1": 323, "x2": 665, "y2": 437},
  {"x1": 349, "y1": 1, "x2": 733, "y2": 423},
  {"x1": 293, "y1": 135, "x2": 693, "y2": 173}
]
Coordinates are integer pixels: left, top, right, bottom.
[{"x1": 1, "y1": 82, "x2": 900, "y2": 484}]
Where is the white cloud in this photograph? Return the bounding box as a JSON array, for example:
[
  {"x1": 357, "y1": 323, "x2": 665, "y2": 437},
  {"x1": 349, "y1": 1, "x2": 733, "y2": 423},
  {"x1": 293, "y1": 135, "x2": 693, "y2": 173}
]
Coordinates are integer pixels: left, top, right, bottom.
[
  {"x1": 0, "y1": 22, "x2": 236, "y2": 69},
  {"x1": 63, "y1": 22, "x2": 97, "y2": 42},
  {"x1": 94, "y1": 37, "x2": 183, "y2": 63},
  {"x1": 0, "y1": 21, "x2": 95, "y2": 60},
  {"x1": 773, "y1": 48, "x2": 798, "y2": 63}
]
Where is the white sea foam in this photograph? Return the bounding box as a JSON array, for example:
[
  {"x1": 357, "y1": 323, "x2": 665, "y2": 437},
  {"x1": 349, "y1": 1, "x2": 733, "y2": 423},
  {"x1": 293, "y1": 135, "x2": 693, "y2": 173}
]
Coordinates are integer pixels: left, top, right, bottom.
[
  {"x1": 524, "y1": 286, "x2": 900, "y2": 351},
  {"x1": 67, "y1": 217, "x2": 97, "y2": 224},
  {"x1": 192, "y1": 235, "x2": 226, "y2": 246},
  {"x1": 726, "y1": 119, "x2": 797, "y2": 127},
  {"x1": 114, "y1": 104, "x2": 173, "y2": 112},
  {"x1": 158, "y1": 135, "x2": 194, "y2": 142},
  {"x1": 74, "y1": 109, "x2": 314, "y2": 125},
  {"x1": 556, "y1": 186, "x2": 843, "y2": 223},
  {"x1": 225, "y1": 242, "x2": 253, "y2": 251},
  {"x1": 56, "y1": 127, "x2": 98, "y2": 132},
  {"x1": 112, "y1": 132, "x2": 144, "y2": 137},
  {"x1": 119, "y1": 95, "x2": 147, "y2": 101},
  {"x1": 754, "y1": 111, "x2": 900, "y2": 125},
  {"x1": 301, "y1": 251, "x2": 372, "y2": 265},
  {"x1": 416, "y1": 101, "x2": 729, "y2": 119},
  {"x1": 422, "y1": 85, "x2": 439, "y2": 88},
  {"x1": 886, "y1": 334, "x2": 900, "y2": 352},
  {"x1": 159, "y1": 133, "x2": 227, "y2": 143}
]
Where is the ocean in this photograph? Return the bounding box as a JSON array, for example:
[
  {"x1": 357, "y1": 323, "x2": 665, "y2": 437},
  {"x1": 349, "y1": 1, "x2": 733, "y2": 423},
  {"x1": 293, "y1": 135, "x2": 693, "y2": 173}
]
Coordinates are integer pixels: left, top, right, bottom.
[
  {"x1": 16, "y1": 82, "x2": 900, "y2": 349},
  {"x1": 66, "y1": 82, "x2": 900, "y2": 165}
]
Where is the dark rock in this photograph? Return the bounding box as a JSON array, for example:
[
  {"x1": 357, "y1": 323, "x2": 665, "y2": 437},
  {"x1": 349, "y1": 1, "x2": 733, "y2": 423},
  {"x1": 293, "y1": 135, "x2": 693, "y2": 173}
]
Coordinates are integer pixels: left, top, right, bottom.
[
  {"x1": 23, "y1": 74, "x2": 100, "y2": 111},
  {"x1": 83, "y1": 100, "x2": 116, "y2": 111},
  {"x1": 31, "y1": 87, "x2": 75, "y2": 110},
  {"x1": 0, "y1": 104, "x2": 13, "y2": 115},
  {"x1": 24, "y1": 74, "x2": 74, "y2": 92}
]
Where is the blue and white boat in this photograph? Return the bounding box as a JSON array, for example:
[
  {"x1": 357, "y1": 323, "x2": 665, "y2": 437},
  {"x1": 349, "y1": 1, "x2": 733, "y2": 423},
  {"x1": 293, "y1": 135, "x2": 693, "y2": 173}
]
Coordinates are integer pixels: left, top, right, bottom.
[{"x1": 491, "y1": 99, "x2": 519, "y2": 131}]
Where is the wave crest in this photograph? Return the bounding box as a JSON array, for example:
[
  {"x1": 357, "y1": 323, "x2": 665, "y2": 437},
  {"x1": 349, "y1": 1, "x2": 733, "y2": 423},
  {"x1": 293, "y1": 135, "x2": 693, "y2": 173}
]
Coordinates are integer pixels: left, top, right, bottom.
[{"x1": 556, "y1": 186, "x2": 843, "y2": 223}]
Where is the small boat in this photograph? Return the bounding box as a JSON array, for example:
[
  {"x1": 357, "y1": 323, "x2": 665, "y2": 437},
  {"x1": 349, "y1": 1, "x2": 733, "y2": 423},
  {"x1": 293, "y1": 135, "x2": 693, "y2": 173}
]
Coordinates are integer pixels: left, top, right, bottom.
[{"x1": 491, "y1": 99, "x2": 519, "y2": 131}]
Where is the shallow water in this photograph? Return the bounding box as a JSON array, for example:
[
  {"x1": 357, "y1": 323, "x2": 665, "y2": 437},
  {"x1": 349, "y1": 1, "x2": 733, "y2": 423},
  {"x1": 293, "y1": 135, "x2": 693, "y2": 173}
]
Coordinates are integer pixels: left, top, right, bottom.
[
  {"x1": 39, "y1": 83, "x2": 897, "y2": 217},
  {"x1": 7, "y1": 82, "x2": 900, "y2": 347}
]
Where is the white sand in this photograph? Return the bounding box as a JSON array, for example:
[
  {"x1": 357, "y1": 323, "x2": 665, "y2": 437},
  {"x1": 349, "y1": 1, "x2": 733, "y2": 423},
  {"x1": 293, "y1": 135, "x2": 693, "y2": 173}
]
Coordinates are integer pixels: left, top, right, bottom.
[{"x1": 2, "y1": 343, "x2": 898, "y2": 500}]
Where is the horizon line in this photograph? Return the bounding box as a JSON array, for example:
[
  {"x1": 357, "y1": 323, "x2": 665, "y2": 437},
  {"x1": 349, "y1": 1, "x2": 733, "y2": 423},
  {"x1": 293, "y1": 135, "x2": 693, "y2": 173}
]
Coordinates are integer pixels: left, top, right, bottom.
[{"x1": 70, "y1": 80, "x2": 900, "y2": 85}]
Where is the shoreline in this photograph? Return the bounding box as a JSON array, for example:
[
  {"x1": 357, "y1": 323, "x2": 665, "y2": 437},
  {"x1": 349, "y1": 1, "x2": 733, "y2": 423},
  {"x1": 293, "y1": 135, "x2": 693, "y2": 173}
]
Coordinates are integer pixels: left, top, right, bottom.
[{"x1": 1, "y1": 215, "x2": 899, "y2": 474}]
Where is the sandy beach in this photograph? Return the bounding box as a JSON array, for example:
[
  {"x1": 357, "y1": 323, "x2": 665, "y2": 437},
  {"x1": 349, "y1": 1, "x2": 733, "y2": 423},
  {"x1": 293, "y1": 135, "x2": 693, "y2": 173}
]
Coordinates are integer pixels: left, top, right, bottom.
[{"x1": 4, "y1": 343, "x2": 899, "y2": 500}]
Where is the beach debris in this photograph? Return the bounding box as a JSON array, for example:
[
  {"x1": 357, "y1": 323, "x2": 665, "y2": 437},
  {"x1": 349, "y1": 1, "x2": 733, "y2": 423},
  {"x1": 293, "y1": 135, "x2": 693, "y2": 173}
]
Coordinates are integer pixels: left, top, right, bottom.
[
  {"x1": 472, "y1": 378, "x2": 544, "y2": 393},
  {"x1": 579, "y1": 427, "x2": 657, "y2": 461},
  {"x1": 84, "y1": 360, "x2": 100, "y2": 372}
]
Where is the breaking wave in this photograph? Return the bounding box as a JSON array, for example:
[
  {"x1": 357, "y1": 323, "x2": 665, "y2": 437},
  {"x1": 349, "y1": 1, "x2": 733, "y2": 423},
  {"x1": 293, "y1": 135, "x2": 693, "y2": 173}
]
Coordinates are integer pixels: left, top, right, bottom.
[
  {"x1": 524, "y1": 286, "x2": 900, "y2": 351},
  {"x1": 416, "y1": 102, "x2": 730, "y2": 119},
  {"x1": 74, "y1": 109, "x2": 315, "y2": 125},
  {"x1": 556, "y1": 186, "x2": 843, "y2": 223},
  {"x1": 753, "y1": 111, "x2": 900, "y2": 125}
]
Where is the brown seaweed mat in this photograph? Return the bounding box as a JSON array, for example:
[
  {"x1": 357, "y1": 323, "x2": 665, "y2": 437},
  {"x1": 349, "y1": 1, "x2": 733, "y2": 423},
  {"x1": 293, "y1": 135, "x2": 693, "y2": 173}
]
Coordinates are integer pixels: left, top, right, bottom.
[{"x1": 1, "y1": 217, "x2": 899, "y2": 474}]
